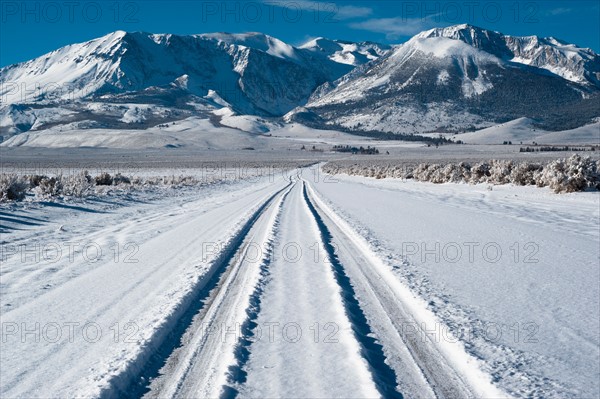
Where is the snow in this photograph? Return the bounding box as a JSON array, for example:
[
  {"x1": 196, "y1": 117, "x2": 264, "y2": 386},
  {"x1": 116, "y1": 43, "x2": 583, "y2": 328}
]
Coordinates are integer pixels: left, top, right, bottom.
[
  {"x1": 454, "y1": 118, "x2": 540, "y2": 144},
  {"x1": 437, "y1": 70, "x2": 450, "y2": 85},
  {"x1": 454, "y1": 118, "x2": 600, "y2": 145},
  {"x1": 239, "y1": 183, "x2": 380, "y2": 398},
  {"x1": 214, "y1": 107, "x2": 280, "y2": 134},
  {"x1": 146, "y1": 182, "x2": 294, "y2": 398},
  {"x1": 0, "y1": 118, "x2": 264, "y2": 149},
  {"x1": 299, "y1": 37, "x2": 390, "y2": 66},
  {"x1": 400, "y1": 37, "x2": 498, "y2": 98},
  {"x1": 198, "y1": 32, "x2": 298, "y2": 60},
  {"x1": 266, "y1": 123, "x2": 422, "y2": 149},
  {"x1": 0, "y1": 31, "x2": 126, "y2": 104},
  {"x1": 118, "y1": 104, "x2": 160, "y2": 123},
  {"x1": 1, "y1": 163, "x2": 598, "y2": 397},
  {"x1": 0, "y1": 174, "x2": 290, "y2": 397},
  {"x1": 1, "y1": 119, "x2": 439, "y2": 149},
  {"x1": 0, "y1": 106, "x2": 76, "y2": 133},
  {"x1": 311, "y1": 173, "x2": 600, "y2": 398},
  {"x1": 204, "y1": 89, "x2": 230, "y2": 108},
  {"x1": 0, "y1": 30, "x2": 374, "y2": 118},
  {"x1": 1, "y1": 22, "x2": 599, "y2": 399},
  {"x1": 535, "y1": 122, "x2": 600, "y2": 144},
  {"x1": 419, "y1": 24, "x2": 600, "y2": 87},
  {"x1": 406, "y1": 37, "x2": 500, "y2": 63}
]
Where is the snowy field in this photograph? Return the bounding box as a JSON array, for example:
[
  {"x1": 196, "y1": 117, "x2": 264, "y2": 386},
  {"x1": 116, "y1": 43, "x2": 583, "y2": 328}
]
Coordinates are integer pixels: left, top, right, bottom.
[
  {"x1": 2, "y1": 16, "x2": 600, "y2": 399},
  {"x1": 1, "y1": 158, "x2": 598, "y2": 398}
]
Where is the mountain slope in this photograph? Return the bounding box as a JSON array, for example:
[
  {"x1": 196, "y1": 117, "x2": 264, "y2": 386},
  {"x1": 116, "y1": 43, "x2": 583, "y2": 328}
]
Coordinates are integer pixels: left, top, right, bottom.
[
  {"x1": 416, "y1": 24, "x2": 600, "y2": 87},
  {"x1": 0, "y1": 31, "x2": 386, "y2": 115},
  {"x1": 299, "y1": 38, "x2": 391, "y2": 66},
  {"x1": 1, "y1": 26, "x2": 598, "y2": 140},
  {"x1": 292, "y1": 25, "x2": 599, "y2": 134},
  {"x1": 0, "y1": 31, "x2": 393, "y2": 136}
]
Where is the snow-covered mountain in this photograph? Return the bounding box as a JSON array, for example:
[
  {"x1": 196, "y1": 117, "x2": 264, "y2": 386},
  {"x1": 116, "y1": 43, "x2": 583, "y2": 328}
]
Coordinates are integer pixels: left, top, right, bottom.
[
  {"x1": 299, "y1": 38, "x2": 391, "y2": 66},
  {"x1": 0, "y1": 31, "x2": 388, "y2": 134},
  {"x1": 416, "y1": 24, "x2": 600, "y2": 87},
  {"x1": 1, "y1": 25, "x2": 598, "y2": 139},
  {"x1": 291, "y1": 25, "x2": 600, "y2": 134}
]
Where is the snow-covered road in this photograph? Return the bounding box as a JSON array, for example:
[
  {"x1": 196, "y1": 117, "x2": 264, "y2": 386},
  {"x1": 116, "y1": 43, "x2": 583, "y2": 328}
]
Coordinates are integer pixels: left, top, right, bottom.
[
  {"x1": 1, "y1": 176, "x2": 291, "y2": 397},
  {"x1": 1, "y1": 168, "x2": 598, "y2": 398},
  {"x1": 236, "y1": 182, "x2": 380, "y2": 399}
]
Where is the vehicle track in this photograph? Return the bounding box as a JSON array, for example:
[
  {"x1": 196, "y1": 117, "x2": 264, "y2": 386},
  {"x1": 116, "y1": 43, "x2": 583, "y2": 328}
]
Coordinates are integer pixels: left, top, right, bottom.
[
  {"x1": 302, "y1": 181, "x2": 402, "y2": 399},
  {"x1": 303, "y1": 180, "x2": 506, "y2": 399},
  {"x1": 237, "y1": 181, "x2": 381, "y2": 398},
  {"x1": 107, "y1": 175, "x2": 504, "y2": 399},
  {"x1": 140, "y1": 180, "x2": 294, "y2": 398},
  {"x1": 1, "y1": 177, "x2": 293, "y2": 399}
]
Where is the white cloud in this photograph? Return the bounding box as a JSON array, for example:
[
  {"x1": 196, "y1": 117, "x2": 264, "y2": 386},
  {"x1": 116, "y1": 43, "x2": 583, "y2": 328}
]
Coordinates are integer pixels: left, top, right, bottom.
[
  {"x1": 265, "y1": 1, "x2": 372, "y2": 20},
  {"x1": 334, "y1": 4, "x2": 373, "y2": 19},
  {"x1": 349, "y1": 17, "x2": 437, "y2": 39},
  {"x1": 548, "y1": 7, "x2": 572, "y2": 16}
]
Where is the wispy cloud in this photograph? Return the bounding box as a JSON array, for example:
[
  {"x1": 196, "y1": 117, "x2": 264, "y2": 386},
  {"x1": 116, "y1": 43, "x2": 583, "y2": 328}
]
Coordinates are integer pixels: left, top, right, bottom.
[
  {"x1": 547, "y1": 7, "x2": 572, "y2": 16},
  {"x1": 349, "y1": 17, "x2": 437, "y2": 40},
  {"x1": 333, "y1": 4, "x2": 373, "y2": 19},
  {"x1": 265, "y1": 1, "x2": 372, "y2": 20}
]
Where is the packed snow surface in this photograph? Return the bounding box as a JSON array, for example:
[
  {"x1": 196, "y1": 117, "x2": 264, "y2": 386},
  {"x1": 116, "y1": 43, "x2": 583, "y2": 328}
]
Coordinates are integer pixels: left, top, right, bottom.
[{"x1": 1, "y1": 166, "x2": 598, "y2": 398}]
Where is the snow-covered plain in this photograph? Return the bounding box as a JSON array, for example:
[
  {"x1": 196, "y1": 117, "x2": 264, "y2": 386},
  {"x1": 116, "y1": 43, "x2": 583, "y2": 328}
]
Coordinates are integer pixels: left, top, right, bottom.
[
  {"x1": 449, "y1": 118, "x2": 600, "y2": 145},
  {"x1": 2, "y1": 21, "x2": 599, "y2": 398},
  {"x1": 1, "y1": 162, "x2": 597, "y2": 398},
  {"x1": 311, "y1": 174, "x2": 600, "y2": 398}
]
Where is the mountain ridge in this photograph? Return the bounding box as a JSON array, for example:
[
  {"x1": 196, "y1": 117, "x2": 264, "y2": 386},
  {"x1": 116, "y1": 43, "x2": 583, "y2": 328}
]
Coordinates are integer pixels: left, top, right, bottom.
[
  {"x1": 1, "y1": 25, "x2": 598, "y2": 139},
  {"x1": 416, "y1": 24, "x2": 600, "y2": 86}
]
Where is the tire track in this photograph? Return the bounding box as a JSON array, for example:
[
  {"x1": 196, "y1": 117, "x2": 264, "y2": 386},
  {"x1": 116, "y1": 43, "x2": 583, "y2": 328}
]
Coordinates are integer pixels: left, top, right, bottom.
[
  {"x1": 302, "y1": 181, "x2": 402, "y2": 399},
  {"x1": 140, "y1": 180, "x2": 294, "y2": 399},
  {"x1": 304, "y1": 181, "x2": 506, "y2": 399},
  {"x1": 221, "y1": 187, "x2": 292, "y2": 398},
  {"x1": 103, "y1": 180, "x2": 293, "y2": 398},
  {"x1": 237, "y1": 181, "x2": 381, "y2": 398}
]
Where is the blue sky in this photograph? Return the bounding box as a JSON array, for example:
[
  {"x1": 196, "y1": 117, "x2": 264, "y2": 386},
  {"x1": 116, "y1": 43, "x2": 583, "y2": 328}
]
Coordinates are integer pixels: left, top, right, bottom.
[{"x1": 1, "y1": 1, "x2": 599, "y2": 67}]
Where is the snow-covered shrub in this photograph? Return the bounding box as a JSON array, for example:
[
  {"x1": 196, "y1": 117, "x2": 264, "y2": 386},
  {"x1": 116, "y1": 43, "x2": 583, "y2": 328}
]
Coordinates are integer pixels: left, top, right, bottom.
[
  {"x1": 510, "y1": 162, "x2": 542, "y2": 186},
  {"x1": 428, "y1": 165, "x2": 448, "y2": 184},
  {"x1": 28, "y1": 175, "x2": 46, "y2": 188},
  {"x1": 538, "y1": 155, "x2": 600, "y2": 193},
  {"x1": 33, "y1": 176, "x2": 62, "y2": 198},
  {"x1": 322, "y1": 155, "x2": 600, "y2": 193},
  {"x1": 469, "y1": 162, "x2": 491, "y2": 183},
  {"x1": 0, "y1": 165, "x2": 305, "y2": 202},
  {"x1": 112, "y1": 173, "x2": 131, "y2": 185},
  {"x1": 489, "y1": 160, "x2": 514, "y2": 185},
  {"x1": 0, "y1": 175, "x2": 29, "y2": 201},
  {"x1": 412, "y1": 163, "x2": 431, "y2": 181},
  {"x1": 60, "y1": 171, "x2": 94, "y2": 197},
  {"x1": 441, "y1": 163, "x2": 466, "y2": 183},
  {"x1": 94, "y1": 172, "x2": 130, "y2": 186},
  {"x1": 95, "y1": 172, "x2": 113, "y2": 186}
]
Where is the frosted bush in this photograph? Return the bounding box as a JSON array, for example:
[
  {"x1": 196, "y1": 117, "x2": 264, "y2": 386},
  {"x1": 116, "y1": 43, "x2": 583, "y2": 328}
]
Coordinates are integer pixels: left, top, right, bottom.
[
  {"x1": 322, "y1": 155, "x2": 599, "y2": 193},
  {"x1": 539, "y1": 155, "x2": 600, "y2": 193},
  {"x1": 510, "y1": 163, "x2": 542, "y2": 186},
  {"x1": 470, "y1": 162, "x2": 491, "y2": 183},
  {"x1": 95, "y1": 172, "x2": 113, "y2": 186},
  {"x1": 0, "y1": 175, "x2": 29, "y2": 202},
  {"x1": 412, "y1": 163, "x2": 432, "y2": 181},
  {"x1": 441, "y1": 163, "x2": 465, "y2": 183},
  {"x1": 0, "y1": 164, "x2": 305, "y2": 202},
  {"x1": 428, "y1": 165, "x2": 448, "y2": 184},
  {"x1": 33, "y1": 177, "x2": 62, "y2": 199},
  {"x1": 61, "y1": 171, "x2": 94, "y2": 197},
  {"x1": 112, "y1": 173, "x2": 131, "y2": 185},
  {"x1": 489, "y1": 160, "x2": 514, "y2": 185}
]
